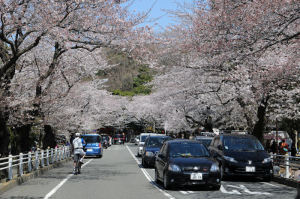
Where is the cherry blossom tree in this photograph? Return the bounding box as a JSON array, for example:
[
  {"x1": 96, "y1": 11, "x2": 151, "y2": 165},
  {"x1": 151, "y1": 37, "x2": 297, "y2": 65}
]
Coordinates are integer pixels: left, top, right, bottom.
[{"x1": 163, "y1": 0, "x2": 300, "y2": 141}]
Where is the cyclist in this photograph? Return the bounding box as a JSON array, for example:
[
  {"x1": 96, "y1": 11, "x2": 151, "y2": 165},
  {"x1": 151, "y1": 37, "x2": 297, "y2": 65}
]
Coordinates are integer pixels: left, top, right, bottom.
[{"x1": 72, "y1": 133, "x2": 86, "y2": 174}]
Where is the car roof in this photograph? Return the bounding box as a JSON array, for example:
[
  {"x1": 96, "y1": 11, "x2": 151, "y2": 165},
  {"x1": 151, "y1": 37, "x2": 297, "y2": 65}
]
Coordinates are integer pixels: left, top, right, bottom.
[
  {"x1": 140, "y1": 133, "x2": 157, "y2": 136},
  {"x1": 220, "y1": 134, "x2": 256, "y2": 139},
  {"x1": 195, "y1": 136, "x2": 213, "y2": 139},
  {"x1": 166, "y1": 139, "x2": 200, "y2": 144},
  {"x1": 147, "y1": 135, "x2": 170, "y2": 139},
  {"x1": 82, "y1": 134, "x2": 100, "y2": 136}
]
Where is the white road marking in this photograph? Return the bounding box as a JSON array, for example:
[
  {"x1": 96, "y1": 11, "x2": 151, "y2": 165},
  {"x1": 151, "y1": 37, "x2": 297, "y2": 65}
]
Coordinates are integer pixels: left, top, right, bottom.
[
  {"x1": 261, "y1": 182, "x2": 280, "y2": 187},
  {"x1": 239, "y1": 185, "x2": 272, "y2": 195},
  {"x1": 43, "y1": 159, "x2": 93, "y2": 199},
  {"x1": 220, "y1": 185, "x2": 242, "y2": 195},
  {"x1": 126, "y1": 145, "x2": 176, "y2": 199},
  {"x1": 227, "y1": 184, "x2": 272, "y2": 195},
  {"x1": 180, "y1": 191, "x2": 188, "y2": 194}
]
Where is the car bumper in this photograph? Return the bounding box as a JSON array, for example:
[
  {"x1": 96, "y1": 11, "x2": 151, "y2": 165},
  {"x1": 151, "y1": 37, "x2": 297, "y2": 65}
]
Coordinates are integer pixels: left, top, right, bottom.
[
  {"x1": 85, "y1": 148, "x2": 102, "y2": 156},
  {"x1": 167, "y1": 171, "x2": 221, "y2": 187},
  {"x1": 223, "y1": 161, "x2": 273, "y2": 177}
]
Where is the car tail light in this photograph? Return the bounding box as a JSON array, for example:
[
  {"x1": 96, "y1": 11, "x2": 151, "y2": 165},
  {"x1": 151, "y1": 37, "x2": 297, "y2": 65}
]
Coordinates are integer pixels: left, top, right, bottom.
[{"x1": 99, "y1": 142, "x2": 102, "y2": 148}]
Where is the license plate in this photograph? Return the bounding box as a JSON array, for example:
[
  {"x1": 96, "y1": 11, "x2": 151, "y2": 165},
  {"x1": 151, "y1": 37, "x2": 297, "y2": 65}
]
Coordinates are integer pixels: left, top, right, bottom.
[
  {"x1": 87, "y1": 149, "x2": 93, "y2": 152},
  {"x1": 190, "y1": 173, "x2": 203, "y2": 180},
  {"x1": 246, "y1": 166, "x2": 255, "y2": 172}
]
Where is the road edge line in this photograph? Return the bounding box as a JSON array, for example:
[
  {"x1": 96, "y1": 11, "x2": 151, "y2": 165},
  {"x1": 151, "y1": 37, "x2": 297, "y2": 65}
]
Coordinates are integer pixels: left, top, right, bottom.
[
  {"x1": 43, "y1": 159, "x2": 93, "y2": 199},
  {"x1": 126, "y1": 145, "x2": 176, "y2": 199}
]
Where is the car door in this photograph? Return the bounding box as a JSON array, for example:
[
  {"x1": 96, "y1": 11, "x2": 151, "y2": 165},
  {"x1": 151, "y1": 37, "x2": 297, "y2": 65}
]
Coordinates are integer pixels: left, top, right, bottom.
[{"x1": 156, "y1": 143, "x2": 168, "y2": 178}]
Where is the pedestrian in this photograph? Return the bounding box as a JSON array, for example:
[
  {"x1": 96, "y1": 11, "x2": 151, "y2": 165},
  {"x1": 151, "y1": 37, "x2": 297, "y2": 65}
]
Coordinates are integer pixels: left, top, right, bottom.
[
  {"x1": 270, "y1": 140, "x2": 277, "y2": 154},
  {"x1": 280, "y1": 139, "x2": 289, "y2": 154},
  {"x1": 291, "y1": 141, "x2": 297, "y2": 157}
]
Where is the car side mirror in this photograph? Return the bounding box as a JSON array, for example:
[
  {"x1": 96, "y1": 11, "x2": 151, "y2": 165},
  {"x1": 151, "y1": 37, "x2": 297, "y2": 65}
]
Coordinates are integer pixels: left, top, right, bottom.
[
  {"x1": 158, "y1": 153, "x2": 165, "y2": 159},
  {"x1": 217, "y1": 145, "x2": 223, "y2": 151}
]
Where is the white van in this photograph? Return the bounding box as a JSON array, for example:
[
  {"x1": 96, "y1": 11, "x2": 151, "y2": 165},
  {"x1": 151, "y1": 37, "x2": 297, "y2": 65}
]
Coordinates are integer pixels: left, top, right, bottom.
[{"x1": 137, "y1": 133, "x2": 157, "y2": 157}]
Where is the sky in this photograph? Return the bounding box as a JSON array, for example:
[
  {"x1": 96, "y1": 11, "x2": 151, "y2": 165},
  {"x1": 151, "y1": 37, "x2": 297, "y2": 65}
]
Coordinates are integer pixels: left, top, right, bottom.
[{"x1": 129, "y1": 0, "x2": 193, "y2": 31}]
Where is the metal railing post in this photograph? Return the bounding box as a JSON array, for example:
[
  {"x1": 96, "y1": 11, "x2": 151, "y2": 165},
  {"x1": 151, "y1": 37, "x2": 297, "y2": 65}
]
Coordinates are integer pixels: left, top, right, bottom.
[
  {"x1": 35, "y1": 151, "x2": 39, "y2": 170},
  {"x1": 59, "y1": 148, "x2": 62, "y2": 161},
  {"x1": 28, "y1": 152, "x2": 32, "y2": 172},
  {"x1": 19, "y1": 153, "x2": 23, "y2": 176},
  {"x1": 62, "y1": 147, "x2": 65, "y2": 160},
  {"x1": 8, "y1": 155, "x2": 13, "y2": 180},
  {"x1": 285, "y1": 153, "x2": 290, "y2": 178},
  {"x1": 41, "y1": 150, "x2": 44, "y2": 167},
  {"x1": 55, "y1": 148, "x2": 58, "y2": 162},
  {"x1": 51, "y1": 148, "x2": 54, "y2": 164},
  {"x1": 46, "y1": 149, "x2": 49, "y2": 166}
]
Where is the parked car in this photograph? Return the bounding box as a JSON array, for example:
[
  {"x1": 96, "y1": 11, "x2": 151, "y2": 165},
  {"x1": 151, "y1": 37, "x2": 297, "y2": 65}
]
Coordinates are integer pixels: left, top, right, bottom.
[
  {"x1": 137, "y1": 133, "x2": 156, "y2": 157},
  {"x1": 82, "y1": 134, "x2": 103, "y2": 158},
  {"x1": 134, "y1": 135, "x2": 140, "y2": 145},
  {"x1": 194, "y1": 136, "x2": 214, "y2": 147},
  {"x1": 208, "y1": 134, "x2": 273, "y2": 181},
  {"x1": 141, "y1": 135, "x2": 172, "y2": 167},
  {"x1": 155, "y1": 139, "x2": 221, "y2": 190}
]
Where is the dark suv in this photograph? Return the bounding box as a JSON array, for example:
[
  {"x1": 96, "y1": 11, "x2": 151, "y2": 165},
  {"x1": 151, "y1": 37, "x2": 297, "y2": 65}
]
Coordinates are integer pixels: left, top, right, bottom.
[{"x1": 208, "y1": 134, "x2": 273, "y2": 181}]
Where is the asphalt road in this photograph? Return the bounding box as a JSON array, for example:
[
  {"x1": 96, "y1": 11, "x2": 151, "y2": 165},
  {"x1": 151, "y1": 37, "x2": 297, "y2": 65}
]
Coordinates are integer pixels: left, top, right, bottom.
[{"x1": 0, "y1": 143, "x2": 298, "y2": 199}]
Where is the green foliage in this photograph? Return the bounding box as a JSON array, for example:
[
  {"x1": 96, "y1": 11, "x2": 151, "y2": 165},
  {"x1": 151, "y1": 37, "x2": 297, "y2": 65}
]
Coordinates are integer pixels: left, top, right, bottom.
[{"x1": 97, "y1": 48, "x2": 155, "y2": 97}]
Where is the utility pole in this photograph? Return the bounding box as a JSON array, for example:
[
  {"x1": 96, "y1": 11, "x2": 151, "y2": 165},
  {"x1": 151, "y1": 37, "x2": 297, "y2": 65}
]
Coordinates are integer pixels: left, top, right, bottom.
[{"x1": 276, "y1": 119, "x2": 279, "y2": 154}]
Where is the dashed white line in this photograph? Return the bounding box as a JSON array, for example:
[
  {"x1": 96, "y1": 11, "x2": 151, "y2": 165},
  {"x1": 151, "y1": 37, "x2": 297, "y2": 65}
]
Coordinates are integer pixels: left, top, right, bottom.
[
  {"x1": 126, "y1": 145, "x2": 176, "y2": 199},
  {"x1": 44, "y1": 159, "x2": 93, "y2": 199}
]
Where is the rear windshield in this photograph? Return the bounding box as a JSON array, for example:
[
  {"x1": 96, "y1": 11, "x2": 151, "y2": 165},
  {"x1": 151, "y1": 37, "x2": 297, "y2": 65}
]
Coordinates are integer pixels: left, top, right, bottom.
[
  {"x1": 146, "y1": 137, "x2": 170, "y2": 147},
  {"x1": 83, "y1": 136, "x2": 101, "y2": 143},
  {"x1": 140, "y1": 135, "x2": 148, "y2": 142},
  {"x1": 223, "y1": 137, "x2": 264, "y2": 151},
  {"x1": 169, "y1": 142, "x2": 210, "y2": 158},
  {"x1": 195, "y1": 139, "x2": 212, "y2": 147}
]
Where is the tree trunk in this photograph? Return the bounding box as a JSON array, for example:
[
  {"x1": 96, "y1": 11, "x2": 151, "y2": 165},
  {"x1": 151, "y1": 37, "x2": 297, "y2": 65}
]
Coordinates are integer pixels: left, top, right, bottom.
[{"x1": 252, "y1": 96, "x2": 269, "y2": 143}]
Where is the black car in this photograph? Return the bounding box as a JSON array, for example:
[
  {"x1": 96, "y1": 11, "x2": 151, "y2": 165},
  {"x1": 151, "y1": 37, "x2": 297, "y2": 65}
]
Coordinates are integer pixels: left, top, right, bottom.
[
  {"x1": 155, "y1": 140, "x2": 221, "y2": 190},
  {"x1": 208, "y1": 134, "x2": 273, "y2": 181},
  {"x1": 141, "y1": 135, "x2": 171, "y2": 168},
  {"x1": 194, "y1": 136, "x2": 214, "y2": 147}
]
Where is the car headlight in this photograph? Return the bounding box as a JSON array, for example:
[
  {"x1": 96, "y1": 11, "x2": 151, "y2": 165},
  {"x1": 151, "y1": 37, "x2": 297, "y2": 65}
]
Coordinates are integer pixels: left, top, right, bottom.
[
  {"x1": 145, "y1": 151, "x2": 154, "y2": 156},
  {"x1": 168, "y1": 164, "x2": 181, "y2": 172},
  {"x1": 262, "y1": 157, "x2": 272, "y2": 164},
  {"x1": 210, "y1": 163, "x2": 219, "y2": 172},
  {"x1": 224, "y1": 156, "x2": 238, "y2": 163}
]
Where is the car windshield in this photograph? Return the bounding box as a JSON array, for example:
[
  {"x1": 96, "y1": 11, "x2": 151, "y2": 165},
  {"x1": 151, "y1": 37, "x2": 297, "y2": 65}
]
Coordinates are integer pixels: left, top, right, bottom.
[
  {"x1": 223, "y1": 137, "x2": 265, "y2": 151},
  {"x1": 140, "y1": 135, "x2": 148, "y2": 142},
  {"x1": 83, "y1": 136, "x2": 101, "y2": 143},
  {"x1": 195, "y1": 139, "x2": 212, "y2": 147},
  {"x1": 146, "y1": 137, "x2": 169, "y2": 147},
  {"x1": 169, "y1": 142, "x2": 210, "y2": 158}
]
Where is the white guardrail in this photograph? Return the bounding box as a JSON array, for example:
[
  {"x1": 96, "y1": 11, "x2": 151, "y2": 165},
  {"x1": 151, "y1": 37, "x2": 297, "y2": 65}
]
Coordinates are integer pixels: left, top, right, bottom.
[
  {"x1": 0, "y1": 146, "x2": 71, "y2": 181},
  {"x1": 270, "y1": 153, "x2": 300, "y2": 179}
]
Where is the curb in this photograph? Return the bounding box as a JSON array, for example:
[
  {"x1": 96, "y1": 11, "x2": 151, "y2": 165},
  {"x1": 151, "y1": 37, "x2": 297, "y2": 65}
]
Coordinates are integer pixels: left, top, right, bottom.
[
  {"x1": 0, "y1": 157, "x2": 72, "y2": 195},
  {"x1": 273, "y1": 176, "x2": 299, "y2": 188}
]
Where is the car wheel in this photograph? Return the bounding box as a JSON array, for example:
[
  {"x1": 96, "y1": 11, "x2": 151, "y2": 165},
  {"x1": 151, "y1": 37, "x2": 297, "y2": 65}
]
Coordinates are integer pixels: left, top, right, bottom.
[
  {"x1": 211, "y1": 184, "x2": 221, "y2": 190},
  {"x1": 163, "y1": 172, "x2": 171, "y2": 190},
  {"x1": 155, "y1": 168, "x2": 160, "y2": 183},
  {"x1": 142, "y1": 158, "x2": 148, "y2": 168},
  {"x1": 263, "y1": 176, "x2": 272, "y2": 182},
  {"x1": 220, "y1": 164, "x2": 225, "y2": 180}
]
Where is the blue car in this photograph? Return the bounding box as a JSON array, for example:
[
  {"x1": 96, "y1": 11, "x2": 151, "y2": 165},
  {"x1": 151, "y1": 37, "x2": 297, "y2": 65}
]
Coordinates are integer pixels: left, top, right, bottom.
[
  {"x1": 82, "y1": 134, "x2": 103, "y2": 158},
  {"x1": 142, "y1": 135, "x2": 172, "y2": 167}
]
